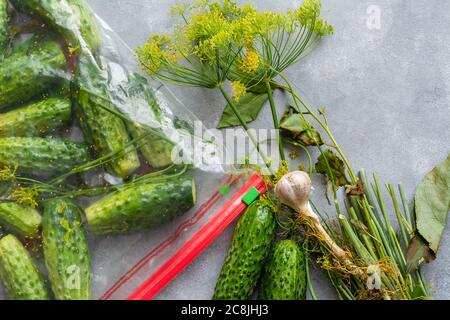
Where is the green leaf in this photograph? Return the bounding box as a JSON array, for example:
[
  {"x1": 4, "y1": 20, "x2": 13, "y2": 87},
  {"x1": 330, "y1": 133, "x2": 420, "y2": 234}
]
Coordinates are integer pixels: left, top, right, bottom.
[
  {"x1": 217, "y1": 92, "x2": 268, "y2": 129},
  {"x1": 315, "y1": 150, "x2": 350, "y2": 188},
  {"x1": 280, "y1": 113, "x2": 324, "y2": 146},
  {"x1": 247, "y1": 81, "x2": 285, "y2": 94},
  {"x1": 409, "y1": 278, "x2": 430, "y2": 300},
  {"x1": 246, "y1": 82, "x2": 267, "y2": 94},
  {"x1": 412, "y1": 154, "x2": 450, "y2": 256}
]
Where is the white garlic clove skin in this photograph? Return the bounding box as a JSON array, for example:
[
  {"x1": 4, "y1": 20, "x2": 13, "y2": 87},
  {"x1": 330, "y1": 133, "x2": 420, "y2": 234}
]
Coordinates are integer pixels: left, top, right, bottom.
[{"x1": 275, "y1": 171, "x2": 312, "y2": 213}]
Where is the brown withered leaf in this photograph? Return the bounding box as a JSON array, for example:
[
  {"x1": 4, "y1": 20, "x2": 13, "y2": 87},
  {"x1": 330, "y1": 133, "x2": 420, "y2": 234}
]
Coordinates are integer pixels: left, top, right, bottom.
[
  {"x1": 345, "y1": 180, "x2": 365, "y2": 196},
  {"x1": 406, "y1": 234, "x2": 436, "y2": 272},
  {"x1": 280, "y1": 113, "x2": 324, "y2": 146}
]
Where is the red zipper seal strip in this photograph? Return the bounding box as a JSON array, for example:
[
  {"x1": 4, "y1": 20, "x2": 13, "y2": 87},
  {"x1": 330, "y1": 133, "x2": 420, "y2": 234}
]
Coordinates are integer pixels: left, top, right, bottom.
[
  {"x1": 127, "y1": 172, "x2": 267, "y2": 300},
  {"x1": 101, "y1": 175, "x2": 235, "y2": 300}
]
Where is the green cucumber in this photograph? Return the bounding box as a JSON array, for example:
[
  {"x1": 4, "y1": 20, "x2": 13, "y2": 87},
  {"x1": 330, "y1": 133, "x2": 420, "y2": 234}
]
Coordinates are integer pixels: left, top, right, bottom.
[
  {"x1": 0, "y1": 137, "x2": 90, "y2": 177},
  {"x1": 85, "y1": 174, "x2": 196, "y2": 235},
  {"x1": 128, "y1": 124, "x2": 174, "y2": 169},
  {"x1": 125, "y1": 74, "x2": 174, "y2": 168},
  {"x1": 259, "y1": 240, "x2": 307, "y2": 300},
  {"x1": 10, "y1": 0, "x2": 101, "y2": 52},
  {"x1": 0, "y1": 98, "x2": 71, "y2": 137},
  {"x1": 0, "y1": 0, "x2": 8, "y2": 59},
  {"x1": 0, "y1": 203, "x2": 42, "y2": 239},
  {"x1": 0, "y1": 234, "x2": 50, "y2": 300},
  {"x1": 42, "y1": 198, "x2": 90, "y2": 300},
  {"x1": 73, "y1": 56, "x2": 140, "y2": 178},
  {"x1": 213, "y1": 201, "x2": 276, "y2": 300},
  {"x1": 0, "y1": 39, "x2": 67, "y2": 110}
]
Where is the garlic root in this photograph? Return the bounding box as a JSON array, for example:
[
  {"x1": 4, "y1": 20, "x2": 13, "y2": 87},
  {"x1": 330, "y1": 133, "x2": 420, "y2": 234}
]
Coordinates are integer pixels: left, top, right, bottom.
[{"x1": 275, "y1": 171, "x2": 363, "y2": 276}]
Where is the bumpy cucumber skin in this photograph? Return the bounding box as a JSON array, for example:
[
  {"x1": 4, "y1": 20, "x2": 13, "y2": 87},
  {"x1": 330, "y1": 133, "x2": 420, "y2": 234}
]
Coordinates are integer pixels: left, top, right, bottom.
[
  {"x1": 213, "y1": 202, "x2": 276, "y2": 300},
  {"x1": 42, "y1": 198, "x2": 91, "y2": 300},
  {"x1": 10, "y1": 0, "x2": 100, "y2": 52},
  {"x1": 0, "y1": 137, "x2": 90, "y2": 177},
  {"x1": 0, "y1": 235, "x2": 50, "y2": 300},
  {"x1": 0, "y1": 203, "x2": 42, "y2": 239},
  {"x1": 86, "y1": 175, "x2": 196, "y2": 235},
  {"x1": 0, "y1": 98, "x2": 71, "y2": 137},
  {"x1": 259, "y1": 240, "x2": 307, "y2": 300},
  {"x1": 0, "y1": 0, "x2": 8, "y2": 58},
  {"x1": 126, "y1": 74, "x2": 174, "y2": 168},
  {"x1": 0, "y1": 39, "x2": 66, "y2": 110},
  {"x1": 73, "y1": 56, "x2": 140, "y2": 178}
]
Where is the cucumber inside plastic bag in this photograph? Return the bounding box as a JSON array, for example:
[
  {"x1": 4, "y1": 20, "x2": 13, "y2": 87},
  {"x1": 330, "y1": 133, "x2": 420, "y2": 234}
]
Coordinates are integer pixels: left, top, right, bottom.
[{"x1": 0, "y1": 0, "x2": 250, "y2": 300}]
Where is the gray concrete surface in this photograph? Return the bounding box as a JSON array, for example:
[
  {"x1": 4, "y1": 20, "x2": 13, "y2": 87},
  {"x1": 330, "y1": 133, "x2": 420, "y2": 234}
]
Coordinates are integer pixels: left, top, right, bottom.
[
  {"x1": 86, "y1": 0, "x2": 450, "y2": 300},
  {"x1": 2, "y1": 0, "x2": 446, "y2": 300},
  {"x1": 85, "y1": 0, "x2": 450, "y2": 300}
]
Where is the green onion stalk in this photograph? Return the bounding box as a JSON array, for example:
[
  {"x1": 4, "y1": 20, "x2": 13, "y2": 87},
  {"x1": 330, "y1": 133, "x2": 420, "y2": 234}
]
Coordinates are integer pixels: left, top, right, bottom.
[{"x1": 271, "y1": 70, "x2": 429, "y2": 299}]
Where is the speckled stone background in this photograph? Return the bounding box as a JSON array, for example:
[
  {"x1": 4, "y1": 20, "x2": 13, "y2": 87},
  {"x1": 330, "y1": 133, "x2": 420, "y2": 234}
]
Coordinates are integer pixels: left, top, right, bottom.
[{"x1": 4, "y1": 0, "x2": 445, "y2": 300}]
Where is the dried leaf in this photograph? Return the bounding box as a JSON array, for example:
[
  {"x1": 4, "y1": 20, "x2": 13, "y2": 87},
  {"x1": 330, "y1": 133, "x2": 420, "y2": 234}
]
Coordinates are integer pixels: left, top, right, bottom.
[
  {"x1": 345, "y1": 180, "x2": 365, "y2": 196},
  {"x1": 410, "y1": 154, "x2": 450, "y2": 260},
  {"x1": 280, "y1": 113, "x2": 324, "y2": 146},
  {"x1": 315, "y1": 150, "x2": 350, "y2": 189},
  {"x1": 407, "y1": 155, "x2": 450, "y2": 270},
  {"x1": 406, "y1": 234, "x2": 435, "y2": 272}
]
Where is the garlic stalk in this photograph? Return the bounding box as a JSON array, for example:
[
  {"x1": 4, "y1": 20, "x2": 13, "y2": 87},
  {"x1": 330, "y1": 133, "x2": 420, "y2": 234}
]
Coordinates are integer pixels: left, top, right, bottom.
[{"x1": 275, "y1": 171, "x2": 363, "y2": 276}]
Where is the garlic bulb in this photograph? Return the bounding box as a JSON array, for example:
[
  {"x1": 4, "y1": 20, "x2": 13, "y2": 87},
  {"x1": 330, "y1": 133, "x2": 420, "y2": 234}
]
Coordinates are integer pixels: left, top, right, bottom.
[{"x1": 275, "y1": 171, "x2": 312, "y2": 213}]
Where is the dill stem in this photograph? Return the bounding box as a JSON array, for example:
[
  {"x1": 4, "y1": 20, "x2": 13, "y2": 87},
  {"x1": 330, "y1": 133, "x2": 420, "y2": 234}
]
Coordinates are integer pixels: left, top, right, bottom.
[
  {"x1": 285, "y1": 139, "x2": 313, "y2": 176},
  {"x1": 275, "y1": 72, "x2": 357, "y2": 183},
  {"x1": 265, "y1": 79, "x2": 285, "y2": 161},
  {"x1": 218, "y1": 84, "x2": 275, "y2": 175}
]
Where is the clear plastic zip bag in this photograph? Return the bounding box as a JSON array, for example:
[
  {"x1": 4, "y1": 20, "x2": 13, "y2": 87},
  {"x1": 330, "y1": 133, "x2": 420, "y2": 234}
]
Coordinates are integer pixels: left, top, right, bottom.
[{"x1": 0, "y1": 0, "x2": 265, "y2": 300}]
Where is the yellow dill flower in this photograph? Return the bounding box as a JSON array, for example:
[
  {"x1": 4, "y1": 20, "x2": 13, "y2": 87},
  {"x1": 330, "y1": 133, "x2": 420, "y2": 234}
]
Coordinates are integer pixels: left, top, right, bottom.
[
  {"x1": 184, "y1": 10, "x2": 235, "y2": 61},
  {"x1": 57, "y1": 202, "x2": 67, "y2": 214},
  {"x1": 273, "y1": 160, "x2": 290, "y2": 184},
  {"x1": 289, "y1": 0, "x2": 333, "y2": 36},
  {"x1": 255, "y1": 11, "x2": 285, "y2": 34},
  {"x1": 170, "y1": 2, "x2": 191, "y2": 17},
  {"x1": 230, "y1": 81, "x2": 247, "y2": 102},
  {"x1": 12, "y1": 187, "x2": 39, "y2": 209},
  {"x1": 186, "y1": 11, "x2": 227, "y2": 44},
  {"x1": 233, "y1": 8, "x2": 258, "y2": 45},
  {"x1": 60, "y1": 218, "x2": 74, "y2": 244},
  {"x1": 239, "y1": 48, "x2": 260, "y2": 73},
  {"x1": 314, "y1": 18, "x2": 334, "y2": 36},
  {"x1": 0, "y1": 165, "x2": 17, "y2": 181},
  {"x1": 135, "y1": 34, "x2": 180, "y2": 75}
]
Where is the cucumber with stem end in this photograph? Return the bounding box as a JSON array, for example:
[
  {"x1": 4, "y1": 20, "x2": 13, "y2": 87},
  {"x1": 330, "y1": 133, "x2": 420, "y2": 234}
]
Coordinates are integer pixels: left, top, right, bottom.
[
  {"x1": 43, "y1": 198, "x2": 91, "y2": 300},
  {"x1": 85, "y1": 174, "x2": 196, "y2": 235},
  {"x1": 259, "y1": 239, "x2": 307, "y2": 300},
  {"x1": 73, "y1": 55, "x2": 140, "y2": 179},
  {"x1": 0, "y1": 39, "x2": 67, "y2": 110},
  {"x1": 0, "y1": 234, "x2": 50, "y2": 300},
  {"x1": 0, "y1": 137, "x2": 90, "y2": 178},
  {"x1": 0, "y1": 203, "x2": 42, "y2": 239},
  {"x1": 0, "y1": 98, "x2": 71, "y2": 137},
  {"x1": 213, "y1": 201, "x2": 276, "y2": 300},
  {"x1": 10, "y1": 0, "x2": 101, "y2": 53},
  {"x1": 125, "y1": 74, "x2": 175, "y2": 168}
]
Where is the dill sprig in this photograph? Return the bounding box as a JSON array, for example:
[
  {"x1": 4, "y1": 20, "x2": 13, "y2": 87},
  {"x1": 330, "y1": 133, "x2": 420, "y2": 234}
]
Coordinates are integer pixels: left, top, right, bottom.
[{"x1": 136, "y1": 0, "x2": 332, "y2": 172}]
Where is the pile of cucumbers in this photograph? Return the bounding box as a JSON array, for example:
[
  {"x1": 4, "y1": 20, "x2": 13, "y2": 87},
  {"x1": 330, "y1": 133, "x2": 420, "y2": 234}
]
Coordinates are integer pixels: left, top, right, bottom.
[
  {"x1": 0, "y1": 0, "x2": 195, "y2": 300},
  {"x1": 213, "y1": 201, "x2": 307, "y2": 300}
]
